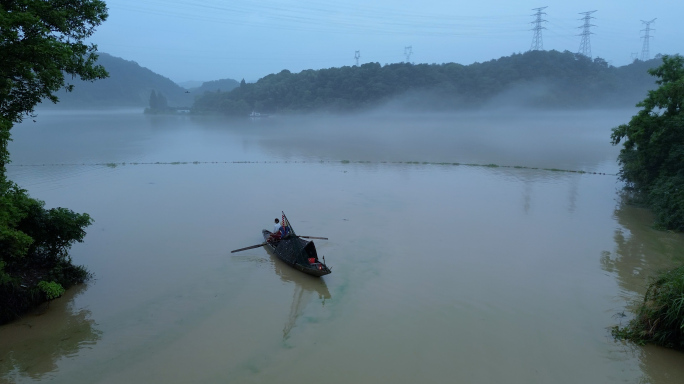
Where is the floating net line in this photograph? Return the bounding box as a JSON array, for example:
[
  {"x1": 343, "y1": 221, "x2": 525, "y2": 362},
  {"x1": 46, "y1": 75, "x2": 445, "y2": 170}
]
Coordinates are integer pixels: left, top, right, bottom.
[{"x1": 7, "y1": 160, "x2": 616, "y2": 176}]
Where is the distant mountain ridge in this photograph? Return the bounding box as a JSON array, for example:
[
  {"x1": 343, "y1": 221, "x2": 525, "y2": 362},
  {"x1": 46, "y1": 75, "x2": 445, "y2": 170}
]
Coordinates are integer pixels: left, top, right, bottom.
[
  {"x1": 190, "y1": 79, "x2": 240, "y2": 94},
  {"x1": 41, "y1": 50, "x2": 668, "y2": 114},
  {"x1": 177, "y1": 80, "x2": 204, "y2": 89},
  {"x1": 41, "y1": 53, "x2": 208, "y2": 109}
]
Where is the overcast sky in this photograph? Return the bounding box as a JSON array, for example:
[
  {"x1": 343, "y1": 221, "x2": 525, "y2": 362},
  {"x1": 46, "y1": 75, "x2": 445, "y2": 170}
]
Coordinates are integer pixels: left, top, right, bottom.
[{"x1": 90, "y1": 0, "x2": 682, "y2": 84}]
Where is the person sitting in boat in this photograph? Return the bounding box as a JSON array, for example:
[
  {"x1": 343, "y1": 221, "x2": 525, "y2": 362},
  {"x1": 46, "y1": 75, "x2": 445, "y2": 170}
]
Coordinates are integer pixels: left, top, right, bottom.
[
  {"x1": 268, "y1": 218, "x2": 281, "y2": 242},
  {"x1": 268, "y1": 218, "x2": 283, "y2": 243},
  {"x1": 279, "y1": 222, "x2": 289, "y2": 237}
]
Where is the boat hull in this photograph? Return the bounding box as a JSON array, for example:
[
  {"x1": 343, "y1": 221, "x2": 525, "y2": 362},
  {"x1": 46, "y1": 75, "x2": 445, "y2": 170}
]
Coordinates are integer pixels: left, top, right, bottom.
[{"x1": 262, "y1": 230, "x2": 331, "y2": 277}]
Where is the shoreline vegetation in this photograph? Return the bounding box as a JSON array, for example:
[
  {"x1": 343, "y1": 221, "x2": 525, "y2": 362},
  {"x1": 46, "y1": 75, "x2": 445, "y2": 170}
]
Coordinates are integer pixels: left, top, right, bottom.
[
  {"x1": 611, "y1": 55, "x2": 684, "y2": 349},
  {"x1": 612, "y1": 266, "x2": 684, "y2": 350},
  {"x1": 611, "y1": 55, "x2": 684, "y2": 232},
  {"x1": 1, "y1": 1, "x2": 107, "y2": 324}
]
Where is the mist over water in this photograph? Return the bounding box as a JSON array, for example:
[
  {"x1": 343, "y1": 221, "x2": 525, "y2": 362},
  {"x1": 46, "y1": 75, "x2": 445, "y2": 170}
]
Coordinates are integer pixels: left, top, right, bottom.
[
  {"x1": 11, "y1": 107, "x2": 631, "y2": 169},
  {"x1": 2, "y1": 109, "x2": 684, "y2": 384}
]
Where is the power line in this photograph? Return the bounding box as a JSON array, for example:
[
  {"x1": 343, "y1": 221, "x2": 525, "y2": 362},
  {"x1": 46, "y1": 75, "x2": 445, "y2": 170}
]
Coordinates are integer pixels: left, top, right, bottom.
[
  {"x1": 640, "y1": 19, "x2": 656, "y2": 61},
  {"x1": 111, "y1": 0, "x2": 527, "y2": 38},
  {"x1": 529, "y1": 6, "x2": 547, "y2": 51},
  {"x1": 577, "y1": 10, "x2": 597, "y2": 58}
]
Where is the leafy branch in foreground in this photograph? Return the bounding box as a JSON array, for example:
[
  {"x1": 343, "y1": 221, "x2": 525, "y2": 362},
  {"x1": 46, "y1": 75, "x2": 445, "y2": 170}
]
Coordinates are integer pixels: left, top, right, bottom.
[{"x1": 0, "y1": 0, "x2": 109, "y2": 123}]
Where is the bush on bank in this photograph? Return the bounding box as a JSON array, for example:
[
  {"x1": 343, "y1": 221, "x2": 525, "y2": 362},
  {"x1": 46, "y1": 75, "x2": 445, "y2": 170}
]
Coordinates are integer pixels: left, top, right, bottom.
[
  {"x1": 613, "y1": 265, "x2": 684, "y2": 349},
  {"x1": 0, "y1": 166, "x2": 92, "y2": 324}
]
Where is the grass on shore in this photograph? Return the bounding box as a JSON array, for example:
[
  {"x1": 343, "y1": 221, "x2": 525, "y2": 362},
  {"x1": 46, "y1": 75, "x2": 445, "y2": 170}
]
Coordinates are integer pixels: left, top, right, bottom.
[{"x1": 613, "y1": 265, "x2": 684, "y2": 350}]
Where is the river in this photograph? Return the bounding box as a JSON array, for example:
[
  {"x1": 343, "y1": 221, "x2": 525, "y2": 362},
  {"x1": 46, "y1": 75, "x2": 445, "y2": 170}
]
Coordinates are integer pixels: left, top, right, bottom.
[{"x1": 1, "y1": 109, "x2": 684, "y2": 383}]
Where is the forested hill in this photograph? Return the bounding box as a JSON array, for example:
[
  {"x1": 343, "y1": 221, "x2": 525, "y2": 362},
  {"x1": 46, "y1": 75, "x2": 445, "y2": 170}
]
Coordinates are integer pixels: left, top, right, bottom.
[
  {"x1": 190, "y1": 78, "x2": 240, "y2": 94},
  {"x1": 193, "y1": 50, "x2": 663, "y2": 116},
  {"x1": 40, "y1": 53, "x2": 193, "y2": 109}
]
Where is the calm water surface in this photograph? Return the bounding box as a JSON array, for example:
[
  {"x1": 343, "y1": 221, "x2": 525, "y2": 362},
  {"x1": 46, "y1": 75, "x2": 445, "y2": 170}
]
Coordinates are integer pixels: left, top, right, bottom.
[{"x1": 1, "y1": 109, "x2": 684, "y2": 383}]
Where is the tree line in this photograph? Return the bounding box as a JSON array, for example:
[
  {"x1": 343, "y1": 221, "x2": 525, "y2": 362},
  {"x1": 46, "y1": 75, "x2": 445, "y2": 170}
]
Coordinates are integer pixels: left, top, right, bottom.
[{"x1": 193, "y1": 50, "x2": 661, "y2": 116}]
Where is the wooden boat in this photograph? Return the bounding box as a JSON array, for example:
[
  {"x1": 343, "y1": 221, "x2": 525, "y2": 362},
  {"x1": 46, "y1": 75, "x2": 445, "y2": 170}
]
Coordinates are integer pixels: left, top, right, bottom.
[{"x1": 261, "y1": 213, "x2": 331, "y2": 277}]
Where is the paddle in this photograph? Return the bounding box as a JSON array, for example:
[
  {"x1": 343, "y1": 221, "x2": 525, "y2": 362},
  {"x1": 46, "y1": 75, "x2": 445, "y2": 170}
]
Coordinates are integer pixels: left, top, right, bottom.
[
  {"x1": 299, "y1": 236, "x2": 328, "y2": 240},
  {"x1": 230, "y1": 242, "x2": 268, "y2": 253}
]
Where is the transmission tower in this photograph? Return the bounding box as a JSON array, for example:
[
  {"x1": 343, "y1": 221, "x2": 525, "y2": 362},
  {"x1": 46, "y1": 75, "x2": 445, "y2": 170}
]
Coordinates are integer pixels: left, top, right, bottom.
[
  {"x1": 404, "y1": 46, "x2": 413, "y2": 63},
  {"x1": 577, "y1": 10, "x2": 597, "y2": 58},
  {"x1": 354, "y1": 50, "x2": 360, "y2": 66},
  {"x1": 640, "y1": 19, "x2": 656, "y2": 61},
  {"x1": 529, "y1": 6, "x2": 547, "y2": 51}
]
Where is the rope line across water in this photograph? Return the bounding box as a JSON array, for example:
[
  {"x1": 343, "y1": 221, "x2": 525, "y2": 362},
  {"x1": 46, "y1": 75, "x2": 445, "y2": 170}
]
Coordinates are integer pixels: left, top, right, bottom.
[{"x1": 7, "y1": 160, "x2": 617, "y2": 176}]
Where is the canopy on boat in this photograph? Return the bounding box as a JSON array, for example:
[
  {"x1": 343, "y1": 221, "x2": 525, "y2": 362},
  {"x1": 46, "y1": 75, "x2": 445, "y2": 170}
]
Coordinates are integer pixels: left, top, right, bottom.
[{"x1": 273, "y1": 235, "x2": 319, "y2": 265}]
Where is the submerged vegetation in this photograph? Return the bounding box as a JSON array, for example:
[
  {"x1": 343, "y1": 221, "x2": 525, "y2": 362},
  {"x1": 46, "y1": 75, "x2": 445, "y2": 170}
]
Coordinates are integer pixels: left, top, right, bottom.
[
  {"x1": 0, "y1": 0, "x2": 108, "y2": 323},
  {"x1": 613, "y1": 266, "x2": 684, "y2": 349},
  {"x1": 8, "y1": 159, "x2": 614, "y2": 175}
]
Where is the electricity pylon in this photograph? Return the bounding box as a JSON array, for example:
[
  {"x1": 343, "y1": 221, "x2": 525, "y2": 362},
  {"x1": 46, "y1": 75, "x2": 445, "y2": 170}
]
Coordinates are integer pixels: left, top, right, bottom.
[
  {"x1": 354, "y1": 50, "x2": 360, "y2": 66},
  {"x1": 404, "y1": 46, "x2": 413, "y2": 63},
  {"x1": 529, "y1": 6, "x2": 547, "y2": 51},
  {"x1": 577, "y1": 10, "x2": 597, "y2": 58},
  {"x1": 640, "y1": 19, "x2": 656, "y2": 61}
]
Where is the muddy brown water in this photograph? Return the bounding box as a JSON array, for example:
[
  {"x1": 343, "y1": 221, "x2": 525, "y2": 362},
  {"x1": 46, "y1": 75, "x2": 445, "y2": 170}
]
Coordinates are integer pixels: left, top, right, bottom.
[{"x1": 1, "y1": 109, "x2": 684, "y2": 383}]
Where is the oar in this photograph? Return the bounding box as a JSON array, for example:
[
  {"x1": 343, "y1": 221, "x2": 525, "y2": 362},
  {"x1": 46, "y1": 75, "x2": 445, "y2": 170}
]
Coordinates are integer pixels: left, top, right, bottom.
[
  {"x1": 231, "y1": 242, "x2": 268, "y2": 253},
  {"x1": 299, "y1": 236, "x2": 328, "y2": 240}
]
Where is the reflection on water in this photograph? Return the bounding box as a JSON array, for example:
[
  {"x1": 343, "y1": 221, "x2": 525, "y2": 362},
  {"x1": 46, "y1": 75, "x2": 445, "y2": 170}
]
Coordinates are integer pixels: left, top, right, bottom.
[
  {"x1": 602, "y1": 194, "x2": 684, "y2": 298},
  {"x1": 637, "y1": 345, "x2": 684, "y2": 384},
  {"x1": 270, "y1": 253, "x2": 331, "y2": 341},
  {"x1": 234, "y1": 246, "x2": 331, "y2": 341},
  {"x1": 0, "y1": 285, "x2": 101, "y2": 382},
  {"x1": 601, "y1": 194, "x2": 684, "y2": 383}
]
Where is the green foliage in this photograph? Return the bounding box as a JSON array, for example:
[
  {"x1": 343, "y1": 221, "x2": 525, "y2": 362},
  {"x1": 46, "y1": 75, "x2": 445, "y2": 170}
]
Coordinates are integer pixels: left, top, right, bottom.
[
  {"x1": 192, "y1": 78, "x2": 239, "y2": 94},
  {"x1": 0, "y1": 118, "x2": 9, "y2": 181},
  {"x1": 0, "y1": 261, "x2": 10, "y2": 285},
  {"x1": 611, "y1": 55, "x2": 684, "y2": 231},
  {"x1": 0, "y1": 180, "x2": 37, "y2": 261},
  {"x1": 648, "y1": 175, "x2": 684, "y2": 231},
  {"x1": 0, "y1": 0, "x2": 104, "y2": 323},
  {"x1": 613, "y1": 265, "x2": 684, "y2": 349},
  {"x1": 0, "y1": 179, "x2": 92, "y2": 263},
  {"x1": 0, "y1": 182, "x2": 93, "y2": 323},
  {"x1": 20, "y1": 204, "x2": 93, "y2": 259},
  {"x1": 37, "y1": 280, "x2": 65, "y2": 301},
  {"x1": 193, "y1": 50, "x2": 660, "y2": 116},
  {"x1": 0, "y1": 0, "x2": 109, "y2": 123}
]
